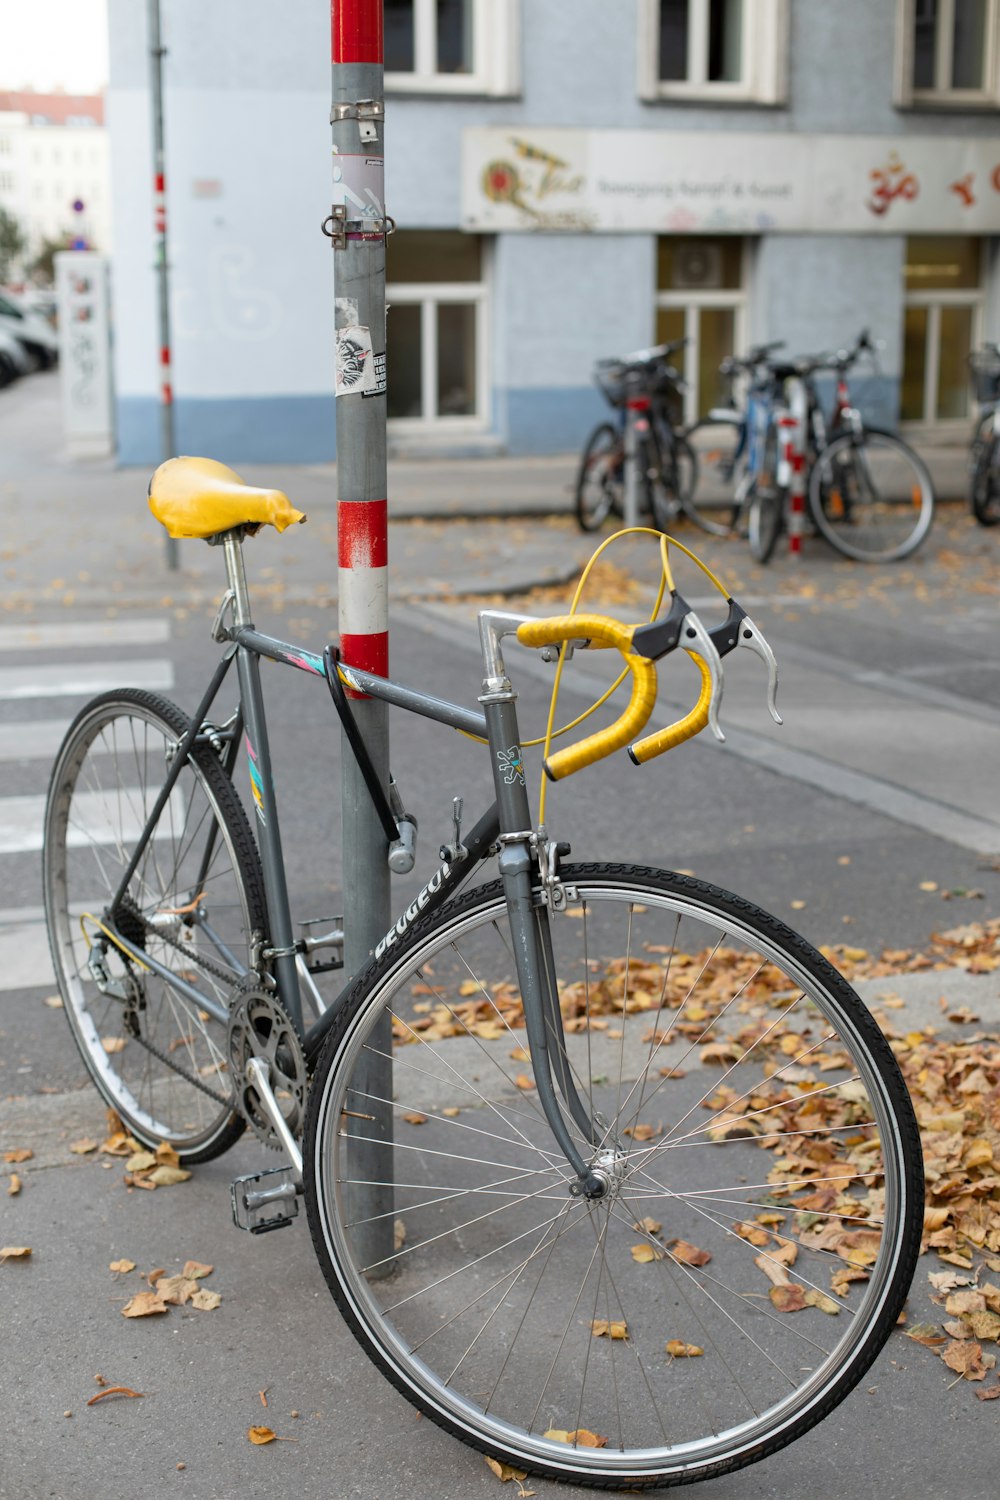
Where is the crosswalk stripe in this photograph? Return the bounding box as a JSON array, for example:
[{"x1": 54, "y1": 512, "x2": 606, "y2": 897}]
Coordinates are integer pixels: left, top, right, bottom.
[
  {"x1": 0, "y1": 787, "x2": 185, "y2": 855},
  {"x1": 0, "y1": 919, "x2": 54, "y2": 993},
  {"x1": 0, "y1": 720, "x2": 70, "y2": 761},
  {"x1": 0, "y1": 659, "x2": 174, "y2": 699},
  {"x1": 0, "y1": 619, "x2": 170, "y2": 652}
]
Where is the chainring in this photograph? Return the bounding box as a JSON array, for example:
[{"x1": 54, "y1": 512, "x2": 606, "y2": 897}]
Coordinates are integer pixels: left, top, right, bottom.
[{"x1": 227, "y1": 986, "x2": 308, "y2": 1149}]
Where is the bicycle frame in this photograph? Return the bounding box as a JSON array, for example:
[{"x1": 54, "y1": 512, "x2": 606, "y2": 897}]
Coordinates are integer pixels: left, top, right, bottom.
[{"x1": 100, "y1": 529, "x2": 603, "y2": 1192}]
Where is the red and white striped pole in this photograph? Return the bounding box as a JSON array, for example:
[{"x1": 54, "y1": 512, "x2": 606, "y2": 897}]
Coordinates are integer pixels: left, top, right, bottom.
[
  {"x1": 787, "y1": 377, "x2": 808, "y2": 557},
  {"x1": 331, "y1": 0, "x2": 393, "y2": 1268},
  {"x1": 148, "y1": 0, "x2": 178, "y2": 570}
]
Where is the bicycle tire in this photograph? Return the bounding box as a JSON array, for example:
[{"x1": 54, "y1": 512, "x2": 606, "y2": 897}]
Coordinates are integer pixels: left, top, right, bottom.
[
  {"x1": 970, "y1": 433, "x2": 1000, "y2": 526},
  {"x1": 43, "y1": 689, "x2": 266, "y2": 1163},
  {"x1": 575, "y1": 424, "x2": 623, "y2": 532},
  {"x1": 747, "y1": 429, "x2": 784, "y2": 564},
  {"x1": 807, "y1": 428, "x2": 934, "y2": 562},
  {"x1": 304, "y1": 863, "x2": 922, "y2": 1490},
  {"x1": 648, "y1": 431, "x2": 701, "y2": 537},
  {"x1": 681, "y1": 417, "x2": 743, "y2": 535}
]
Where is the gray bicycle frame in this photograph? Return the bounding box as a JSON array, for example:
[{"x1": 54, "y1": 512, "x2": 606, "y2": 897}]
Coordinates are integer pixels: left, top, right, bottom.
[{"x1": 102, "y1": 528, "x2": 602, "y2": 1191}]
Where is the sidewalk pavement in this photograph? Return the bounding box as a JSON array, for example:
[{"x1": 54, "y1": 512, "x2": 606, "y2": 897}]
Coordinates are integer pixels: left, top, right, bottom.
[{"x1": 0, "y1": 371, "x2": 978, "y2": 612}]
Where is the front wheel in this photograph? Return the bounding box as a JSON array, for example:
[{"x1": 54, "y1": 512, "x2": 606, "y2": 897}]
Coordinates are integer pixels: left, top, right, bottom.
[
  {"x1": 682, "y1": 416, "x2": 744, "y2": 535},
  {"x1": 304, "y1": 864, "x2": 922, "y2": 1490},
  {"x1": 808, "y1": 428, "x2": 934, "y2": 562},
  {"x1": 747, "y1": 428, "x2": 785, "y2": 563},
  {"x1": 575, "y1": 424, "x2": 623, "y2": 532},
  {"x1": 43, "y1": 690, "x2": 266, "y2": 1163}
]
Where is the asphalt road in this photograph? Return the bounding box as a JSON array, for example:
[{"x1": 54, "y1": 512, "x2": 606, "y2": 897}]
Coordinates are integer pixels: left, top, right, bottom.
[{"x1": 2, "y1": 374, "x2": 1000, "y2": 1499}]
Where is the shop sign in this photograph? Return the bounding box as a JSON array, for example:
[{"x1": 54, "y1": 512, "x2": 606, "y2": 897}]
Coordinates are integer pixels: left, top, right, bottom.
[{"x1": 461, "y1": 129, "x2": 1000, "y2": 234}]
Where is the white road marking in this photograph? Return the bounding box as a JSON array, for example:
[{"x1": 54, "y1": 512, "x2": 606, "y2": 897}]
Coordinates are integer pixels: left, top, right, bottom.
[{"x1": 0, "y1": 659, "x2": 174, "y2": 700}]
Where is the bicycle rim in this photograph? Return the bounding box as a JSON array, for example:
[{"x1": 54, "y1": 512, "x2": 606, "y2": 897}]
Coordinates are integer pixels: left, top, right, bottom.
[
  {"x1": 971, "y1": 441, "x2": 1000, "y2": 526},
  {"x1": 306, "y1": 866, "x2": 922, "y2": 1488},
  {"x1": 809, "y1": 432, "x2": 934, "y2": 562},
  {"x1": 43, "y1": 691, "x2": 264, "y2": 1161},
  {"x1": 747, "y1": 487, "x2": 784, "y2": 563}
]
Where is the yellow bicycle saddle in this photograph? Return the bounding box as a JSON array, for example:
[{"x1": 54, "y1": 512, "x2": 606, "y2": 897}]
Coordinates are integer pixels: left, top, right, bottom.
[{"x1": 148, "y1": 456, "x2": 307, "y2": 539}]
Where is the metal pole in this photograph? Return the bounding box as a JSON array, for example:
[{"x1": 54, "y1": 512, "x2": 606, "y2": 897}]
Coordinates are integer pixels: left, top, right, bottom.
[
  {"x1": 787, "y1": 377, "x2": 807, "y2": 557},
  {"x1": 331, "y1": 0, "x2": 393, "y2": 1272},
  {"x1": 148, "y1": 0, "x2": 178, "y2": 571}
]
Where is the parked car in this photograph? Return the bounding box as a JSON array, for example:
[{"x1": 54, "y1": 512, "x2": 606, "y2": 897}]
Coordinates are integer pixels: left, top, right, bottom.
[
  {"x1": 0, "y1": 326, "x2": 32, "y2": 387},
  {"x1": 0, "y1": 289, "x2": 59, "y2": 368}
]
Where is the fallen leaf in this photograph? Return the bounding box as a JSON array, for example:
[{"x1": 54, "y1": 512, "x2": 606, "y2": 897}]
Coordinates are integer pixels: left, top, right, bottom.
[
  {"x1": 791, "y1": 900, "x2": 806, "y2": 911},
  {"x1": 401, "y1": 1112, "x2": 427, "y2": 1126},
  {"x1": 100, "y1": 1133, "x2": 135, "y2": 1156},
  {"x1": 770, "y1": 1285, "x2": 807, "y2": 1312},
  {"x1": 631, "y1": 1243, "x2": 664, "y2": 1264},
  {"x1": 665, "y1": 1339, "x2": 703, "y2": 1358},
  {"x1": 590, "y1": 1319, "x2": 628, "y2": 1340},
  {"x1": 43, "y1": 994, "x2": 64, "y2": 1008},
  {"x1": 3, "y1": 1148, "x2": 32, "y2": 1164},
  {"x1": 905, "y1": 1322, "x2": 948, "y2": 1348},
  {"x1": 636, "y1": 1216, "x2": 662, "y2": 1236},
  {"x1": 123, "y1": 1172, "x2": 157, "y2": 1191},
  {"x1": 147, "y1": 1165, "x2": 192, "y2": 1186},
  {"x1": 69, "y1": 1138, "x2": 98, "y2": 1155},
  {"x1": 247, "y1": 1426, "x2": 276, "y2": 1445},
  {"x1": 975, "y1": 1384, "x2": 1000, "y2": 1401},
  {"x1": 7, "y1": 1174, "x2": 21, "y2": 1196},
  {"x1": 121, "y1": 1292, "x2": 168, "y2": 1318},
  {"x1": 514, "y1": 1075, "x2": 535, "y2": 1091},
  {"x1": 394, "y1": 1219, "x2": 407, "y2": 1250},
  {"x1": 145, "y1": 1267, "x2": 166, "y2": 1286},
  {"x1": 154, "y1": 1141, "x2": 181, "y2": 1169},
  {"x1": 182, "y1": 1260, "x2": 213, "y2": 1280},
  {"x1": 666, "y1": 1239, "x2": 711, "y2": 1267},
  {"x1": 155, "y1": 1275, "x2": 199, "y2": 1306},
  {"x1": 125, "y1": 1150, "x2": 157, "y2": 1172},
  {"x1": 543, "y1": 1428, "x2": 607, "y2": 1448},
  {"x1": 442, "y1": 1106, "x2": 460, "y2": 1118},
  {"x1": 941, "y1": 1339, "x2": 989, "y2": 1380},
  {"x1": 624, "y1": 1122, "x2": 661, "y2": 1142},
  {"x1": 485, "y1": 1456, "x2": 529, "y2": 1482},
  {"x1": 101, "y1": 1036, "x2": 127, "y2": 1054},
  {"x1": 0, "y1": 1246, "x2": 31, "y2": 1261},
  {"x1": 86, "y1": 1387, "x2": 144, "y2": 1405},
  {"x1": 190, "y1": 1288, "x2": 222, "y2": 1311},
  {"x1": 804, "y1": 1289, "x2": 840, "y2": 1316},
  {"x1": 109, "y1": 1258, "x2": 136, "y2": 1274},
  {"x1": 919, "y1": 882, "x2": 939, "y2": 893}
]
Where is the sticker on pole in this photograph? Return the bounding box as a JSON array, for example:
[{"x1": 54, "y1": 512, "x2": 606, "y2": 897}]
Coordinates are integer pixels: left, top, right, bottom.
[
  {"x1": 331, "y1": 153, "x2": 385, "y2": 226},
  {"x1": 336, "y1": 324, "x2": 379, "y2": 396}
]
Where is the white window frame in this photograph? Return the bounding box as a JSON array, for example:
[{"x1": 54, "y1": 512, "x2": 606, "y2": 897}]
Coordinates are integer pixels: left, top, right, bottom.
[
  {"x1": 385, "y1": 0, "x2": 520, "y2": 97},
  {"x1": 902, "y1": 257, "x2": 985, "y2": 431},
  {"x1": 637, "y1": 0, "x2": 788, "y2": 105},
  {"x1": 385, "y1": 280, "x2": 490, "y2": 432},
  {"x1": 895, "y1": 0, "x2": 1000, "y2": 108},
  {"x1": 655, "y1": 239, "x2": 749, "y2": 426}
]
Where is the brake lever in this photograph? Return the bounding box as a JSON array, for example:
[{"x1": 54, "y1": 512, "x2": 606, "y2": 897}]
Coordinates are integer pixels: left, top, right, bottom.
[
  {"x1": 708, "y1": 599, "x2": 782, "y2": 724},
  {"x1": 680, "y1": 610, "x2": 725, "y2": 742}
]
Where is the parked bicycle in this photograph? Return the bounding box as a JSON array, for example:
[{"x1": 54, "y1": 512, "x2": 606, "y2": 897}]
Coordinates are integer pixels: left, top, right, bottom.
[
  {"x1": 43, "y1": 460, "x2": 922, "y2": 1489},
  {"x1": 968, "y1": 343, "x2": 1000, "y2": 527},
  {"x1": 686, "y1": 331, "x2": 936, "y2": 564},
  {"x1": 576, "y1": 340, "x2": 718, "y2": 535}
]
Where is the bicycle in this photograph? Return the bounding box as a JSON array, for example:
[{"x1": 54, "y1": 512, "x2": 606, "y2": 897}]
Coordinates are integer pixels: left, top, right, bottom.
[
  {"x1": 43, "y1": 456, "x2": 923, "y2": 1490},
  {"x1": 687, "y1": 333, "x2": 936, "y2": 564},
  {"x1": 683, "y1": 342, "x2": 793, "y2": 563},
  {"x1": 968, "y1": 343, "x2": 1000, "y2": 527},
  {"x1": 576, "y1": 341, "x2": 718, "y2": 536}
]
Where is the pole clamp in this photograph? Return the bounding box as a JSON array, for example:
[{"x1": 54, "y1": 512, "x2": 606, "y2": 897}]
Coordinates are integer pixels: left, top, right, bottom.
[
  {"x1": 321, "y1": 206, "x2": 395, "y2": 250},
  {"x1": 330, "y1": 98, "x2": 384, "y2": 143}
]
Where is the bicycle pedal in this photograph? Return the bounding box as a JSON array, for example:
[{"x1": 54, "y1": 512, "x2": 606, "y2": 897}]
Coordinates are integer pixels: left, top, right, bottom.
[{"x1": 230, "y1": 1165, "x2": 300, "y2": 1235}]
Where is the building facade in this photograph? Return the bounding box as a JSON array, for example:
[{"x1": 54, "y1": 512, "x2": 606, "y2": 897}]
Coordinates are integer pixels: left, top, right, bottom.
[
  {"x1": 0, "y1": 92, "x2": 110, "y2": 268},
  {"x1": 106, "y1": 0, "x2": 1000, "y2": 465}
]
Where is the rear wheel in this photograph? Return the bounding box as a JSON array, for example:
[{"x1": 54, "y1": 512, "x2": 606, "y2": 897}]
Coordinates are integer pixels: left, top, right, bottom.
[
  {"x1": 808, "y1": 428, "x2": 934, "y2": 562},
  {"x1": 305, "y1": 864, "x2": 923, "y2": 1489},
  {"x1": 970, "y1": 428, "x2": 1000, "y2": 526},
  {"x1": 576, "y1": 424, "x2": 623, "y2": 532},
  {"x1": 747, "y1": 430, "x2": 785, "y2": 564},
  {"x1": 43, "y1": 690, "x2": 265, "y2": 1162}
]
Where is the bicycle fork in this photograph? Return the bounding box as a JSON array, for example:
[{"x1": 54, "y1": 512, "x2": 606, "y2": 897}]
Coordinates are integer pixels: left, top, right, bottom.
[{"x1": 479, "y1": 617, "x2": 611, "y2": 1202}]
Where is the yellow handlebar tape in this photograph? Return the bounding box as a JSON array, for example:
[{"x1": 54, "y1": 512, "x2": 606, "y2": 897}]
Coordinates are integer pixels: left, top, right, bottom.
[
  {"x1": 628, "y1": 654, "x2": 712, "y2": 764},
  {"x1": 516, "y1": 615, "x2": 657, "y2": 780}
]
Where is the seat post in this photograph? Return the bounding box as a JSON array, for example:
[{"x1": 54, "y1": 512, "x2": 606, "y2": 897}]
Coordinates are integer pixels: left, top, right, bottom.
[{"x1": 221, "y1": 530, "x2": 253, "y2": 628}]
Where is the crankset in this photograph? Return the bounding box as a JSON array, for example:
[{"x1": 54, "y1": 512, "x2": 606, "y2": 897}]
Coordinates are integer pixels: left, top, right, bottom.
[{"x1": 227, "y1": 985, "x2": 308, "y2": 1150}]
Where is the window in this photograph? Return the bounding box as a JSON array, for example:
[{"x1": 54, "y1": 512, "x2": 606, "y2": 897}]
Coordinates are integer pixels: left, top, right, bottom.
[
  {"x1": 638, "y1": 0, "x2": 787, "y2": 103},
  {"x1": 0, "y1": 171, "x2": 14, "y2": 193},
  {"x1": 655, "y1": 236, "x2": 747, "y2": 425},
  {"x1": 386, "y1": 231, "x2": 489, "y2": 429},
  {"x1": 896, "y1": 0, "x2": 1000, "y2": 106},
  {"x1": 384, "y1": 0, "x2": 519, "y2": 96},
  {"x1": 901, "y1": 236, "x2": 983, "y2": 423}
]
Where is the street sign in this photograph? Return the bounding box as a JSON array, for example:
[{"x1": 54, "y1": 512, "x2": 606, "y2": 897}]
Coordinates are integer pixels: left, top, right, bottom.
[{"x1": 55, "y1": 251, "x2": 114, "y2": 458}]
